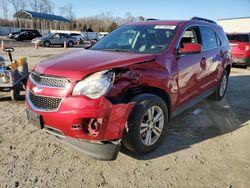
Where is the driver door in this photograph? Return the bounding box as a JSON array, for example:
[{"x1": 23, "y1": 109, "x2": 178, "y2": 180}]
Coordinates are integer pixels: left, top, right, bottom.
[{"x1": 176, "y1": 26, "x2": 204, "y2": 106}]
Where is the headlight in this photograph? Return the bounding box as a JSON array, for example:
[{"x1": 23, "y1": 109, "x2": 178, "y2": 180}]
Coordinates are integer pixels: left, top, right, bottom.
[
  {"x1": 33, "y1": 39, "x2": 41, "y2": 43},
  {"x1": 72, "y1": 70, "x2": 115, "y2": 99}
]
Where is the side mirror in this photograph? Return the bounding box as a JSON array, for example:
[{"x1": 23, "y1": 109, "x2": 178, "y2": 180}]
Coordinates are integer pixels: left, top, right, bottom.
[{"x1": 178, "y1": 43, "x2": 202, "y2": 55}]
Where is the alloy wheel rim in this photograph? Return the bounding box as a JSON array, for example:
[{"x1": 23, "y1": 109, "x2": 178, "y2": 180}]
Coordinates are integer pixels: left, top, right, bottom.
[
  {"x1": 140, "y1": 106, "x2": 164, "y2": 146},
  {"x1": 220, "y1": 75, "x2": 227, "y2": 97}
]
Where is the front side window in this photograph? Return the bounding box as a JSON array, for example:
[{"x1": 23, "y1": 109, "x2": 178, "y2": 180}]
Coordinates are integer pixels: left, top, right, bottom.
[
  {"x1": 200, "y1": 26, "x2": 218, "y2": 50},
  {"x1": 179, "y1": 26, "x2": 201, "y2": 49},
  {"x1": 53, "y1": 34, "x2": 60, "y2": 39},
  {"x1": 92, "y1": 25, "x2": 177, "y2": 54}
]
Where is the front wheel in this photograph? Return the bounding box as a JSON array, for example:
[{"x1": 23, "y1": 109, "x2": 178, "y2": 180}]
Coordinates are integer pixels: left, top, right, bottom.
[
  {"x1": 209, "y1": 70, "x2": 229, "y2": 101},
  {"x1": 122, "y1": 94, "x2": 169, "y2": 154},
  {"x1": 68, "y1": 41, "x2": 74, "y2": 47},
  {"x1": 44, "y1": 41, "x2": 51, "y2": 47}
]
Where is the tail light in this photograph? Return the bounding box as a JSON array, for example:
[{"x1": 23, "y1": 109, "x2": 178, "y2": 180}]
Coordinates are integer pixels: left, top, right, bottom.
[{"x1": 245, "y1": 45, "x2": 250, "y2": 51}]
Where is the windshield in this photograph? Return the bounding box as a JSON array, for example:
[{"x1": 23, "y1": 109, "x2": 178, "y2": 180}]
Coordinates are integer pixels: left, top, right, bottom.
[
  {"x1": 227, "y1": 34, "x2": 250, "y2": 42},
  {"x1": 92, "y1": 24, "x2": 177, "y2": 54}
]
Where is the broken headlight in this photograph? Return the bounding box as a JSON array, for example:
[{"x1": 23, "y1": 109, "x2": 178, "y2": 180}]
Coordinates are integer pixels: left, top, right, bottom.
[{"x1": 72, "y1": 70, "x2": 115, "y2": 99}]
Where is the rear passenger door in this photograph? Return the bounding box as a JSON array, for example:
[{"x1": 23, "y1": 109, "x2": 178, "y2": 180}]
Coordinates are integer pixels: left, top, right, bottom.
[{"x1": 199, "y1": 26, "x2": 221, "y2": 90}]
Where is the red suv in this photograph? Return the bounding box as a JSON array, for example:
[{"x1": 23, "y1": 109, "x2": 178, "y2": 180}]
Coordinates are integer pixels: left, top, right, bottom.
[
  {"x1": 227, "y1": 33, "x2": 250, "y2": 68},
  {"x1": 26, "y1": 17, "x2": 231, "y2": 160}
]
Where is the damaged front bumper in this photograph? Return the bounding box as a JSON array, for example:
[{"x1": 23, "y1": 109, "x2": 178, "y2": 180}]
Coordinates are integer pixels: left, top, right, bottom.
[
  {"x1": 26, "y1": 91, "x2": 134, "y2": 160},
  {"x1": 44, "y1": 126, "x2": 122, "y2": 160}
]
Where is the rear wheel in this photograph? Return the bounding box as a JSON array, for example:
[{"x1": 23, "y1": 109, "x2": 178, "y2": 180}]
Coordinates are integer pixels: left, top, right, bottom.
[
  {"x1": 44, "y1": 41, "x2": 51, "y2": 47},
  {"x1": 209, "y1": 70, "x2": 229, "y2": 101},
  {"x1": 122, "y1": 94, "x2": 169, "y2": 154}
]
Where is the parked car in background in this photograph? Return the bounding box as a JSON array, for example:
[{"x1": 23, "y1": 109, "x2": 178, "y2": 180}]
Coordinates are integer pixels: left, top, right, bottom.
[
  {"x1": 31, "y1": 33, "x2": 78, "y2": 47},
  {"x1": 69, "y1": 33, "x2": 85, "y2": 44},
  {"x1": 26, "y1": 17, "x2": 231, "y2": 160},
  {"x1": 83, "y1": 32, "x2": 100, "y2": 41},
  {"x1": 14, "y1": 30, "x2": 41, "y2": 41},
  {"x1": 7, "y1": 29, "x2": 40, "y2": 39},
  {"x1": 227, "y1": 33, "x2": 250, "y2": 68}
]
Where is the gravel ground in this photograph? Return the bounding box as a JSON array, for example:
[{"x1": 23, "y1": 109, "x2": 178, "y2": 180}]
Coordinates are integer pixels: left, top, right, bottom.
[{"x1": 0, "y1": 47, "x2": 249, "y2": 188}]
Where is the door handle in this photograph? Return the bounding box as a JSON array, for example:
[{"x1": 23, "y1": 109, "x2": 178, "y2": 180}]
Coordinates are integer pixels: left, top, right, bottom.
[
  {"x1": 200, "y1": 58, "x2": 206, "y2": 70},
  {"x1": 201, "y1": 57, "x2": 206, "y2": 64}
]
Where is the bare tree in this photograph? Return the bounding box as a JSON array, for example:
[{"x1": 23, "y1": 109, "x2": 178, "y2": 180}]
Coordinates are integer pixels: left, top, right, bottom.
[
  {"x1": 58, "y1": 3, "x2": 75, "y2": 20},
  {"x1": 9, "y1": 0, "x2": 26, "y2": 27},
  {"x1": 40, "y1": 0, "x2": 54, "y2": 14},
  {"x1": 0, "y1": 0, "x2": 9, "y2": 25},
  {"x1": 29, "y1": 0, "x2": 53, "y2": 13},
  {"x1": 124, "y1": 12, "x2": 134, "y2": 23},
  {"x1": 9, "y1": 0, "x2": 26, "y2": 12},
  {"x1": 58, "y1": 3, "x2": 75, "y2": 29}
]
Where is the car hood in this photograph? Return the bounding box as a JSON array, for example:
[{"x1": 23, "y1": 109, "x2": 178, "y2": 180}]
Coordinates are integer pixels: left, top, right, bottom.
[{"x1": 34, "y1": 49, "x2": 156, "y2": 81}]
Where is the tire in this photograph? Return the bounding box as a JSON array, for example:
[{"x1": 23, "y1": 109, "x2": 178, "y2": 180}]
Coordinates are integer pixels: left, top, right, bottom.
[
  {"x1": 44, "y1": 41, "x2": 51, "y2": 47},
  {"x1": 10, "y1": 87, "x2": 20, "y2": 101},
  {"x1": 68, "y1": 41, "x2": 74, "y2": 47},
  {"x1": 209, "y1": 70, "x2": 229, "y2": 101},
  {"x1": 122, "y1": 94, "x2": 169, "y2": 154}
]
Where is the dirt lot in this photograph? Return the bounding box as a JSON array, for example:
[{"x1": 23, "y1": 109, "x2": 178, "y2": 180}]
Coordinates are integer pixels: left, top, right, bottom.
[{"x1": 0, "y1": 46, "x2": 250, "y2": 188}]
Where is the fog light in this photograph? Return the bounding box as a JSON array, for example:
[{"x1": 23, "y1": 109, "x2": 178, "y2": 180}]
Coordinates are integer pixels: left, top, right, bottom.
[{"x1": 87, "y1": 118, "x2": 102, "y2": 137}]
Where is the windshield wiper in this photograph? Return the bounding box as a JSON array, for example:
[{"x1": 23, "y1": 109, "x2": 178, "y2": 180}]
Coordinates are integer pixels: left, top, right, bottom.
[{"x1": 101, "y1": 48, "x2": 132, "y2": 53}]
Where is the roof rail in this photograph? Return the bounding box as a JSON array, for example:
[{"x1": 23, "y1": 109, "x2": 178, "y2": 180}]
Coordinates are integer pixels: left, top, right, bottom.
[
  {"x1": 191, "y1": 17, "x2": 217, "y2": 24},
  {"x1": 146, "y1": 18, "x2": 159, "y2": 21}
]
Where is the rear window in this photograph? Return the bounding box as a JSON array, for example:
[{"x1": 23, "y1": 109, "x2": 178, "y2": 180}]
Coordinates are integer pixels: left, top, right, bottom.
[{"x1": 227, "y1": 34, "x2": 249, "y2": 42}]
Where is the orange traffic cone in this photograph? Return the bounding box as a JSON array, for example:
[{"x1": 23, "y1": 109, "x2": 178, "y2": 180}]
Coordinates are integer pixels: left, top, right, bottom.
[
  {"x1": 35, "y1": 41, "x2": 39, "y2": 49},
  {"x1": 1, "y1": 40, "x2": 6, "y2": 49},
  {"x1": 64, "y1": 41, "x2": 67, "y2": 49}
]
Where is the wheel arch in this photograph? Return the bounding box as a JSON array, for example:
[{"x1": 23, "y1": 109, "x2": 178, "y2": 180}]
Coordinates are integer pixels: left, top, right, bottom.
[{"x1": 112, "y1": 86, "x2": 172, "y2": 119}]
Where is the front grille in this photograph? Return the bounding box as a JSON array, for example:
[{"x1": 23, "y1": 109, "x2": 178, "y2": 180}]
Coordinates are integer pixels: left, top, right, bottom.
[
  {"x1": 28, "y1": 91, "x2": 62, "y2": 111},
  {"x1": 30, "y1": 72, "x2": 70, "y2": 88}
]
